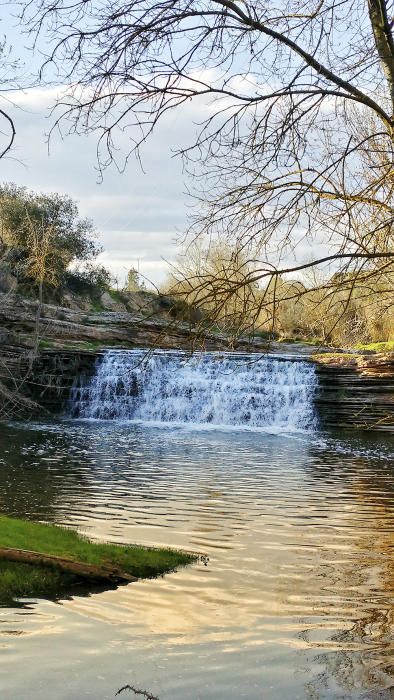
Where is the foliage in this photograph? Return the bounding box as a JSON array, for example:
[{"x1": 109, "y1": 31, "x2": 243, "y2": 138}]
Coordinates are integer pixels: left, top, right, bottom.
[
  {"x1": 271, "y1": 274, "x2": 394, "y2": 346},
  {"x1": 312, "y1": 353, "x2": 357, "y2": 361},
  {"x1": 126, "y1": 267, "x2": 145, "y2": 292},
  {"x1": 24, "y1": 215, "x2": 59, "y2": 289},
  {"x1": 354, "y1": 341, "x2": 394, "y2": 352},
  {"x1": 63, "y1": 264, "x2": 113, "y2": 297},
  {"x1": 165, "y1": 242, "x2": 394, "y2": 345},
  {"x1": 163, "y1": 242, "x2": 261, "y2": 335},
  {"x1": 0, "y1": 183, "x2": 102, "y2": 293},
  {"x1": 108, "y1": 288, "x2": 126, "y2": 304}
]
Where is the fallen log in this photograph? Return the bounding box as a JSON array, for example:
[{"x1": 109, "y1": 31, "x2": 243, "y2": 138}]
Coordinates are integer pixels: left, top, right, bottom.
[{"x1": 0, "y1": 547, "x2": 137, "y2": 583}]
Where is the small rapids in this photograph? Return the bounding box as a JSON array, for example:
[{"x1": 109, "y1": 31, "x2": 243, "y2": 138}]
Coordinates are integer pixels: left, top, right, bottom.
[{"x1": 71, "y1": 350, "x2": 317, "y2": 431}]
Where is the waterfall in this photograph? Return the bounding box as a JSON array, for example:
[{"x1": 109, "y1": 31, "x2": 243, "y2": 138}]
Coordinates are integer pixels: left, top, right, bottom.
[{"x1": 71, "y1": 350, "x2": 317, "y2": 431}]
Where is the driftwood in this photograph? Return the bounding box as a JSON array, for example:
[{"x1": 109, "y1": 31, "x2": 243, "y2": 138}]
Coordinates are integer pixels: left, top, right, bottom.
[{"x1": 0, "y1": 547, "x2": 137, "y2": 583}]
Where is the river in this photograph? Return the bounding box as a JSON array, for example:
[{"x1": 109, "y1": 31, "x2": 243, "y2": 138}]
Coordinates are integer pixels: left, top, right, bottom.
[{"x1": 0, "y1": 351, "x2": 393, "y2": 699}]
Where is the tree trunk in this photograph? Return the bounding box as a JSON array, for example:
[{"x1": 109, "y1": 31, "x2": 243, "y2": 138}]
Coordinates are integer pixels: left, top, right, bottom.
[
  {"x1": 368, "y1": 0, "x2": 394, "y2": 115},
  {"x1": 34, "y1": 278, "x2": 43, "y2": 357},
  {"x1": 0, "y1": 547, "x2": 137, "y2": 583}
]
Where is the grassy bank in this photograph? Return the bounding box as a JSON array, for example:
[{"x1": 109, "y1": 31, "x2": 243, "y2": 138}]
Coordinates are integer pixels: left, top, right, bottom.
[
  {"x1": 354, "y1": 341, "x2": 394, "y2": 353},
  {"x1": 0, "y1": 516, "x2": 195, "y2": 605},
  {"x1": 311, "y1": 352, "x2": 357, "y2": 362}
]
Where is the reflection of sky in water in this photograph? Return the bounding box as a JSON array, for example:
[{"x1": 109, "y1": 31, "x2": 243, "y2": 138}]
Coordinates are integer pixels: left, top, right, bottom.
[{"x1": 0, "y1": 421, "x2": 393, "y2": 700}]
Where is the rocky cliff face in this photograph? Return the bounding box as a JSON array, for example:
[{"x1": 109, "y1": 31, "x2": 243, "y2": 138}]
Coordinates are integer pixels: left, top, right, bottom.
[
  {"x1": 315, "y1": 354, "x2": 394, "y2": 432},
  {"x1": 0, "y1": 346, "x2": 97, "y2": 417},
  {"x1": 0, "y1": 292, "x2": 260, "y2": 352}
]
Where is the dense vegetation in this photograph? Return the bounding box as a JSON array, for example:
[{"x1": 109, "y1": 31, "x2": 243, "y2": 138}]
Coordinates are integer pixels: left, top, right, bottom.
[
  {"x1": 0, "y1": 0, "x2": 393, "y2": 349},
  {"x1": 0, "y1": 180, "x2": 391, "y2": 349},
  {"x1": 12, "y1": 0, "x2": 392, "y2": 348}
]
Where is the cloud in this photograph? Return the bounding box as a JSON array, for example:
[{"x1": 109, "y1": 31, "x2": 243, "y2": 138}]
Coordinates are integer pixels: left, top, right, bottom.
[
  {"x1": 97, "y1": 229, "x2": 179, "y2": 287},
  {"x1": 1, "y1": 86, "x2": 201, "y2": 285},
  {"x1": 1, "y1": 82, "x2": 334, "y2": 289}
]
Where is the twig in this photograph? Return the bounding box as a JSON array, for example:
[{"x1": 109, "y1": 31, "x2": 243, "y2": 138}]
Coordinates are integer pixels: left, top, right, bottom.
[{"x1": 116, "y1": 685, "x2": 160, "y2": 700}]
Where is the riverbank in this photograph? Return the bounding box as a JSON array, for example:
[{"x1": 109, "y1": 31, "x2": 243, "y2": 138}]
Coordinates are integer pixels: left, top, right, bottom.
[
  {"x1": 0, "y1": 291, "x2": 329, "y2": 357},
  {"x1": 0, "y1": 516, "x2": 196, "y2": 605}
]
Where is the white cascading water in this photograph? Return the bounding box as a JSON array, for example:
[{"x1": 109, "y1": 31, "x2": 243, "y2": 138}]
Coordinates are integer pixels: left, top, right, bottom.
[{"x1": 71, "y1": 350, "x2": 317, "y2": 431}]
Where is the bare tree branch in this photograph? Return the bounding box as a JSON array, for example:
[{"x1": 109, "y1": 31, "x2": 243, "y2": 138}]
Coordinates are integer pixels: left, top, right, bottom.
[{"x1": 19, "y1": 0, "x2": 394, "y2": 335}]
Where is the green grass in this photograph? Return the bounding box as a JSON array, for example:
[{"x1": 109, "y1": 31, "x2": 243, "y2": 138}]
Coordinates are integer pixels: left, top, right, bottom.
[
  {"x1": 73, "y1": 339, "x2": 118, "y2": 350},
  {"x1": 38, "y1": 338, "x2": 55, "y2": 349},
  {"x1": 253, "y1": 330, "x2": 279, "y2": 341},
  {"x1": 0, "y1": 516, "x2": 195, "y2": 605},
  {"x1": 75, "y1": 339, "x2": 136, "y2": 351},
  {"x1": 40, "y1": 338, "x2": 134, "y2": 352},
  {"x1": 354, "y1": 341, "x2": 394, "y2": 352},
  {"x1": 277, "y1": 336, "x2": 327, "y2": 345},
  {"x1": 311, "y1": 352, "x2": 357, "y2": 362},
  {"x1": 90, "y1": 297, "x2": 106, "y2": 312},
  {"x1": 77, "y1": 339, "x2": 134, "y2": 350}
]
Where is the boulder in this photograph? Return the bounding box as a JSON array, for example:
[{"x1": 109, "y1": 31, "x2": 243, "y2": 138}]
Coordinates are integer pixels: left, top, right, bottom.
[{"x1": 100, "y1": 291, "x2": 127, "y2": 312}]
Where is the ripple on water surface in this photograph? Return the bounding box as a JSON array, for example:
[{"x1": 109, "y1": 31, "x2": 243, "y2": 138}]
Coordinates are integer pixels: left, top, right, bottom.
[{"x1": 0, "y1": 420, "x2": 393, "y2": 700}]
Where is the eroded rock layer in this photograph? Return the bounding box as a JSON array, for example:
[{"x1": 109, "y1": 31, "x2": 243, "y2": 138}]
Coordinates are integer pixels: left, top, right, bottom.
[{"x1": 315, "y1": 354, "x2": 394, "y2": 432}]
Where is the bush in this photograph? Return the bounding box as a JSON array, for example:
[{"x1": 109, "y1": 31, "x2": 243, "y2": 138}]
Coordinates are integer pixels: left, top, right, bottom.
[{"x1": 63, "y1": 265, "x2": 113, "y2": 296}]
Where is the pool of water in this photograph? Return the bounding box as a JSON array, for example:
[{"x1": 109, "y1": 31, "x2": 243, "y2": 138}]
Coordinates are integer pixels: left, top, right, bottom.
[{"x1": 0, "y1": 420, "x2": 393, "y2": 700}]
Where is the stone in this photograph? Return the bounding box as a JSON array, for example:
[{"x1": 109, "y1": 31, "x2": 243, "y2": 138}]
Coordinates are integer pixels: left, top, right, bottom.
[
  {"x1": 100, "y1": 291, "x2": 127, "y2": 312},
  {"x1": 0, "y1": 263, "x2": 17, "y2": 294},
  {"x1": 315, "y1": 353, "x2": 394, "y2": 432},
  {"x1": 61, "y1": 291, "x2": 92, "y2": 311}
]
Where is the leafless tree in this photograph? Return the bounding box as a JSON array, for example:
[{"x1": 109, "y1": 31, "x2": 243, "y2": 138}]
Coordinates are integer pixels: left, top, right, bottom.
[
  {"x1": 22, "y1": 0, "x2": 394, "y2": 335},
  {"x1": 0, "y1": 39, "x2": 17, "y2": 159},
  {"x1": 24, "y1": 214, "x2": 59, "y2": 357}
]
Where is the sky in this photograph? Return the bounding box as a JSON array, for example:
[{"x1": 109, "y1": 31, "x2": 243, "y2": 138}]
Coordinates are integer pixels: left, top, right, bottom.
[
  {"x1": 1, "y1": 5, "x2": 332, "y2": 290},
  {"x1": 1, "y1": 6, "x2": 204, "y2": 288},
  {"x1": 1, "y1": 86, "x2": 196, "y2": 287}
]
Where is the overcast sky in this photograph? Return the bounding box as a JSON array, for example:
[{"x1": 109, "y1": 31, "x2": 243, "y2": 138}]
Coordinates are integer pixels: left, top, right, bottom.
[
  {"x1": 1, "y1": 0, "x2": 204, "y2": 288},
  {"x1": 2, "y1": 83, "x2": 199, "y2": 286},
  {"x1": 1, "y1": 6, "x2": 332, "y2": 289}
]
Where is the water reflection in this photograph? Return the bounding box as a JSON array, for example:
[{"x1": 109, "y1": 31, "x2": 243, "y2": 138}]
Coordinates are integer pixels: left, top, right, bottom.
[
  {"x1": 298, "y1": 439, "x2": 394, "y2": 698},
  {"x1": 0, "y1": 421, "x2": 393, "y2": 700}
]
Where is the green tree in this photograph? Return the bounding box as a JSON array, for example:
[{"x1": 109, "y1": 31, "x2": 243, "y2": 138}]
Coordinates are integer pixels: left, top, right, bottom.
[
  {"x1": 0, "y1": 183, "x2": 101, "y2": 290},
  {"x1": 126, "y1": 267, "x2": 145, "y2": 292}
]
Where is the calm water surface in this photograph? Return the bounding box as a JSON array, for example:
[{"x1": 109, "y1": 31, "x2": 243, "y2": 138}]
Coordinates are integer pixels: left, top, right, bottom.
[{"x1": 0, "y1": 420, "x2": 393, "y2": 700}]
